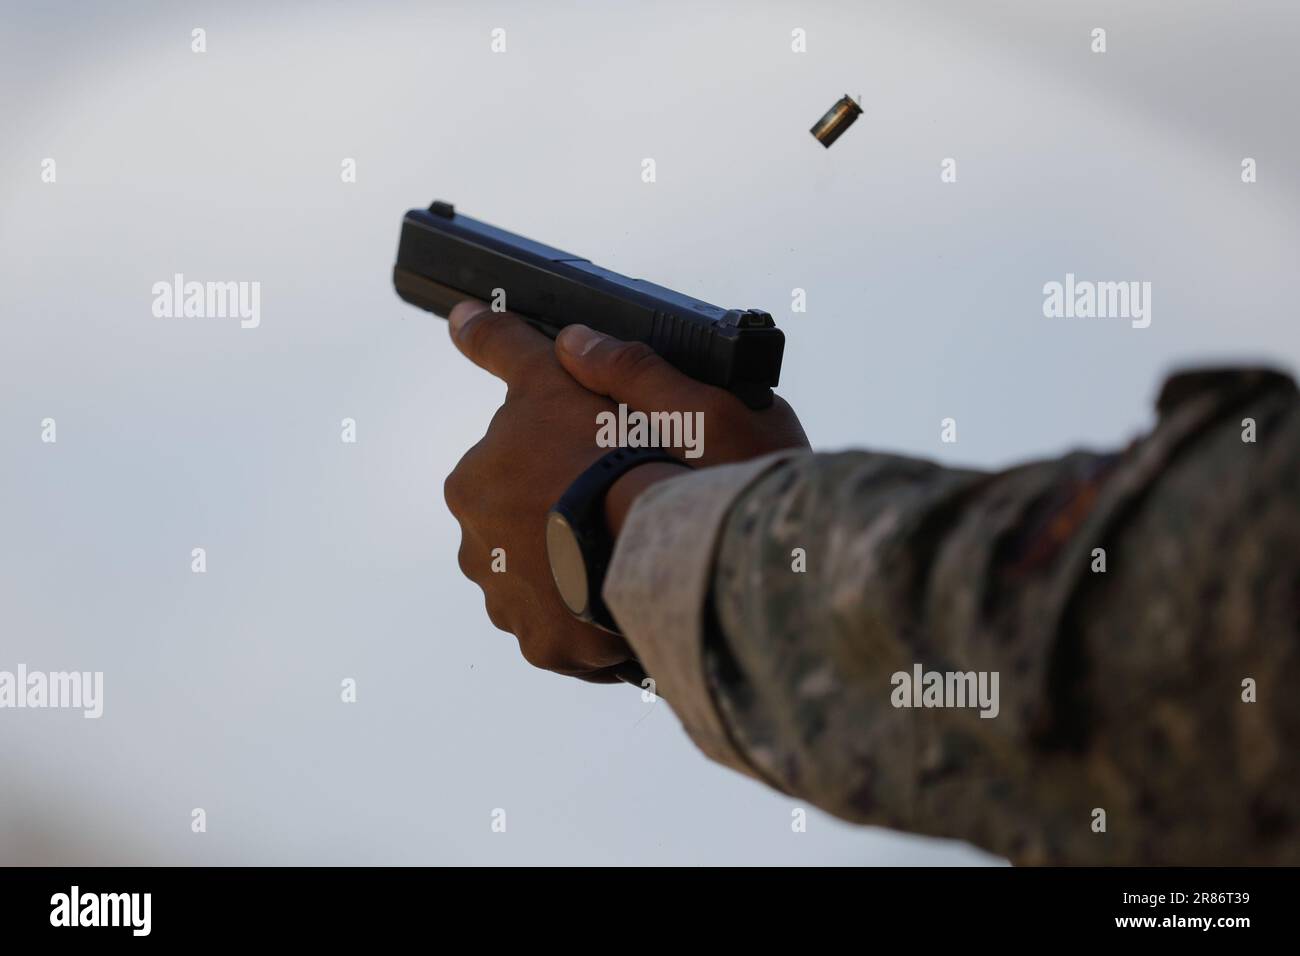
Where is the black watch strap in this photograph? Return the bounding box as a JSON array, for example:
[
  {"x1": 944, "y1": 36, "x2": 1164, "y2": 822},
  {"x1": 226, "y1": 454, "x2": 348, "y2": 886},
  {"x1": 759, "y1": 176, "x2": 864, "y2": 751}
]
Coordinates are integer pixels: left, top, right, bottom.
[{"x1": 546, "y1": 447, "x2": 685, "y2": 633}]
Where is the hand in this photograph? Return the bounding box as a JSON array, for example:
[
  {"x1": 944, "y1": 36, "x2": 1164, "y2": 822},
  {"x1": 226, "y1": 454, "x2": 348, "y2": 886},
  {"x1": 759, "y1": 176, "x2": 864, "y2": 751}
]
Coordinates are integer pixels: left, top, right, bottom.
[
  {"x1": 443, "y1": 301, "x2": 809, "y2": 680},
  {"x1": 553, "y1": 324, "x2": 810, "y2": 467}
]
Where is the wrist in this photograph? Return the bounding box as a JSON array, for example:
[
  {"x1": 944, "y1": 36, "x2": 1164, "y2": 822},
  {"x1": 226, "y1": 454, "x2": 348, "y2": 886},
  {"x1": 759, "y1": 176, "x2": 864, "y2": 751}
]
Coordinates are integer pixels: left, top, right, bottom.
[{"x1": 604, "y1": 460, "x2": 691, "y2": 538}]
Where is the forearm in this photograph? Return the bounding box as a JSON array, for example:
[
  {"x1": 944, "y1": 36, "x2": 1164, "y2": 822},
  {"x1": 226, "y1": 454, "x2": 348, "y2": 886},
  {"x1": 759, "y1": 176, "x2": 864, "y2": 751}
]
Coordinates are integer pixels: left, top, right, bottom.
[
  {"x1": 604, "y1": 369, "x2": 1300, "y2": 864},
  {"x1": 702, "y1": 449, "x2": 1066, "y2": 853}
]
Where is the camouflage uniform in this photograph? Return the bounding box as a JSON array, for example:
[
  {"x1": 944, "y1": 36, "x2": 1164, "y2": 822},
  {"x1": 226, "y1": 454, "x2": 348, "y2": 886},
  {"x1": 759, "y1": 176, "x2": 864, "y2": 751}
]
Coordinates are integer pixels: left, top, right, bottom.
[{"x1": 603, "y1": 368, "x2": 1300, "y2": 864}]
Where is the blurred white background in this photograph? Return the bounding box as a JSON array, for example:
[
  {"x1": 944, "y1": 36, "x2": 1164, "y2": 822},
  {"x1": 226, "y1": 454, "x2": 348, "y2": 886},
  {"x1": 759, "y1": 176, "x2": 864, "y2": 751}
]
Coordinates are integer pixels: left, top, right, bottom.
[{"x1": 1, "y1": 0, "x2": 1296, "y2": 864}]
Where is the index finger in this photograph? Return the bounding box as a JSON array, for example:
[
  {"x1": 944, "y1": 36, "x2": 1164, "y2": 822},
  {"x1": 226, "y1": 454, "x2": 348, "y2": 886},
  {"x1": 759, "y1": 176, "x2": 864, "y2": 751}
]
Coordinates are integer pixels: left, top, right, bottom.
[{"x1": 448, "y1": 299, "x2": 554, "y2": 385}]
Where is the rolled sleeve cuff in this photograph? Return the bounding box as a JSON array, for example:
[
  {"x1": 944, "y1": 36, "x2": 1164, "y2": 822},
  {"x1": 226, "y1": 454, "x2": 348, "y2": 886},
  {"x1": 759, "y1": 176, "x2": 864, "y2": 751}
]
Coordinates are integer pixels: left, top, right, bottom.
[{"x1": 602, "y1": 449, "x2": 805, "y2": 778}]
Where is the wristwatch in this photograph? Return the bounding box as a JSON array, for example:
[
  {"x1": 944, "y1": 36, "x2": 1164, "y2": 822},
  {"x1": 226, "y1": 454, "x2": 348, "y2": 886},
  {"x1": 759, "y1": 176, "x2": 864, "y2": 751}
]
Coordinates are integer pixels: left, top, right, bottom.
[{"x1": 545, "y1": 447, "x2": 685, "y2": 634}]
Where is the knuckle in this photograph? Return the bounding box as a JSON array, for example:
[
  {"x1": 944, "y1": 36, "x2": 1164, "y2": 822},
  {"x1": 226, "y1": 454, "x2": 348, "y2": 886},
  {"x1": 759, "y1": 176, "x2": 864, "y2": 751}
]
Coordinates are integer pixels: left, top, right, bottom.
[
  {"x1": 443, "y1": 470, "x2": 468, "y2": 514},
  {"x1": 517, "y1": 638, "x2": 562, "y2": 672},
  {"x1": 456, "y1": 540, "x2": 475, "y2": 579},
  {"x1": 484, "y1": 598, "x2": 514, "y2": 635},
  {"x1": 444, "y1": 445, "x2": 488, "y2": 514},
  {"x1": 460, "y1": 310, "x2": 508, "y2": 356},
  {"x1": 610, "y1": 341, "x2": 661, "y2": 382},
  {"x1": 518, "y1": 347, "x2": 555, "y2": 376},
  {"x1": 505, "y1": 354, "x2": 554, "y2": 396}
]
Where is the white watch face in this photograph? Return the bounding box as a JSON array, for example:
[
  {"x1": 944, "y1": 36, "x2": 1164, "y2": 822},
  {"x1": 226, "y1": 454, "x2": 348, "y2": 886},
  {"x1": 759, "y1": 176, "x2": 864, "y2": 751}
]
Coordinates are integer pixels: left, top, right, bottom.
[{"x1": 545, "y1": 511, "x2": 589, "y2": 616}]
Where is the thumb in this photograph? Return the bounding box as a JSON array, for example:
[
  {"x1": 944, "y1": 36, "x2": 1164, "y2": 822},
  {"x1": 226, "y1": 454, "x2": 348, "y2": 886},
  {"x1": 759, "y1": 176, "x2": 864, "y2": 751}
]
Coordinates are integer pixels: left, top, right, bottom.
[{"x1": 555, "y1": 325, "x2": 712, "y2": 408}]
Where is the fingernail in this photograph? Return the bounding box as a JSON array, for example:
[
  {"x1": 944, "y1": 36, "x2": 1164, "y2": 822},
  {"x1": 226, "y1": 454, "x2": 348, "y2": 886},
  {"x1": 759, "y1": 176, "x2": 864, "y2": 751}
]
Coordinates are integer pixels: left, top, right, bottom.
[
  {"x1": 558, "y1": 324, "x2": 605, "y2": 356},
  {"x1": 449, "y1": 301, "x2": 487, "y2": 336}
]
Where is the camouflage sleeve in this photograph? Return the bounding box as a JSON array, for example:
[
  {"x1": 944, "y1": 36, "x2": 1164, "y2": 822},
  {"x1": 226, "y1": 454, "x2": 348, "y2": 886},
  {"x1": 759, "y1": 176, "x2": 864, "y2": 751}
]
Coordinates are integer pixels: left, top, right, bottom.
[{"x1": 705, "y1": 368, "x2": 1299, "y2": 864}]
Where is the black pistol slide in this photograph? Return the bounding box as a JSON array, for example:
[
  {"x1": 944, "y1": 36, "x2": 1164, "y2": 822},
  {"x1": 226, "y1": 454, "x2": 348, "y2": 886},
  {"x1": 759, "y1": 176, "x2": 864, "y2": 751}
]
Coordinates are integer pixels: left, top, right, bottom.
[{"x1": 393, "y1": 200, "x2": 785, "y2": 409}]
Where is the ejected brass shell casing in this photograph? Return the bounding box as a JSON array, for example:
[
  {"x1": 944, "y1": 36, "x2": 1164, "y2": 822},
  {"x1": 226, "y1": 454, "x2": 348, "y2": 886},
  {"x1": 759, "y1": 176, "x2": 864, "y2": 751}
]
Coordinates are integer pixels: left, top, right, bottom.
[{"x1": 810, "y1": 95, "x2": 863, "y2": 148}]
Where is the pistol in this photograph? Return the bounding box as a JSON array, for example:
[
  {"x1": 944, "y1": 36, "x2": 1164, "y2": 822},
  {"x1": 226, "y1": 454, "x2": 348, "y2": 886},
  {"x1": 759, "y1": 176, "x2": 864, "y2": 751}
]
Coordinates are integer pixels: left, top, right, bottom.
[{"x1": 392, "y1": 201, "x2": 785, "y2": 409}]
